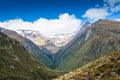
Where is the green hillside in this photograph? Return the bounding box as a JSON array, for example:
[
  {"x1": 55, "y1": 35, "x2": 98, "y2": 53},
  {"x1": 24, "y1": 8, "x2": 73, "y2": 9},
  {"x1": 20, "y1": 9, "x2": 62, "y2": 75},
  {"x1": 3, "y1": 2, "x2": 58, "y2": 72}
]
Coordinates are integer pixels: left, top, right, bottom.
[
  {"x1": 0, "y1": 28, "x2": 54, "y2": 68},
  {"x1": 56, "y1": 20, "x2": 120, "y2": 72},
  {"x1": 0, "y1": 32, "x2": 60, "y2": 80},
  {"x1": 54, "y1": 50, "x2": 120, "y2": 80}
]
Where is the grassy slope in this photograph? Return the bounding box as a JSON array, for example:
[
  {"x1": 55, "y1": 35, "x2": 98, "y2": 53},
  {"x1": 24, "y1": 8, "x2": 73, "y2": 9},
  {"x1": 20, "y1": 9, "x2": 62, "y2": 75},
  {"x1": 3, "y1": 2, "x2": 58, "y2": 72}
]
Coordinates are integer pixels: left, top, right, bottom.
[
  {"x1": 0, "y1": 28, "x2": 54, "y2": 68},
  {"x1": 54, "y1": 50, "x2": 120, "y2": 80},
  {"x1": 56, "y1": 20, "x2": 120, "y2": 72},
  {"x1": 0, "y1": 32, "x2": 61, "y2": 80}
]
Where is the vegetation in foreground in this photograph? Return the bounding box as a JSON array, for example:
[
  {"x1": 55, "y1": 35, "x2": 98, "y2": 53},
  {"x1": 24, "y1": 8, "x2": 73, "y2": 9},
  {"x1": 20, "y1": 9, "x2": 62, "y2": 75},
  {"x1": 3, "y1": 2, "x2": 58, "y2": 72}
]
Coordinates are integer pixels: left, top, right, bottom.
[{"x1": 54, "y1": 50, "x2": 120, "y2": 80}]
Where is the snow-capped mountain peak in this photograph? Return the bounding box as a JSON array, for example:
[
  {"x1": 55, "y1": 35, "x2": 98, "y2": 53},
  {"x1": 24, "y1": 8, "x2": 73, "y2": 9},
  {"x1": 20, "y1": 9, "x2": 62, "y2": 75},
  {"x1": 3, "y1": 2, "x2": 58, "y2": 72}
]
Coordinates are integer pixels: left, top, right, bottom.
[
  {"x1": 50, "y1": 32, "x2": 77, "y2": 47},
  {"x1": 16, "y1": 29, "x2": 77, "y2": 53}
]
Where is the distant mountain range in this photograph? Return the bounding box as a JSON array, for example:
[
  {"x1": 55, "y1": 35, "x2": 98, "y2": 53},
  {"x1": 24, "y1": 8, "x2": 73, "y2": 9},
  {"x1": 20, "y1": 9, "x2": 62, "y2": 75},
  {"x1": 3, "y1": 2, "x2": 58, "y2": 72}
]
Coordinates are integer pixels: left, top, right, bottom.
[
  {"x1": 17, "y1": 29, "x2": 76, "y2": 54},
  {"x1": 49, "y1": 32, "x2": 76, "y2": 47}
]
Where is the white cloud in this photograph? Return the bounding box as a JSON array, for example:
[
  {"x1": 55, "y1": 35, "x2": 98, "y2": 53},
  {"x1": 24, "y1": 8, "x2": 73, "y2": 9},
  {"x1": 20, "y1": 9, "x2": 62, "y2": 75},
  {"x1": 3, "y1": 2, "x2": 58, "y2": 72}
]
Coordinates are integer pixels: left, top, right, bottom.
[
  {"x1": 0, "y1": 13, "x2": 81, "y2": 36},
  {"x1": 114, "y1": 4, "x2": 120, "y2": 12},
  {"x1": 82, "y1": 8, "x2": 110, "y2": 21},
  {"x1": 104, "y1": 0, "x2": 120, "y2": 7},
  {"x1": 104, "y1": 0, "x2": 120, "y2": 12},
  {"x1": 114, "y1": 18, "x2": 120, "y2": 21},
  {"x1": 83, "y1": 0, "x2": 120, "y2": 21}
]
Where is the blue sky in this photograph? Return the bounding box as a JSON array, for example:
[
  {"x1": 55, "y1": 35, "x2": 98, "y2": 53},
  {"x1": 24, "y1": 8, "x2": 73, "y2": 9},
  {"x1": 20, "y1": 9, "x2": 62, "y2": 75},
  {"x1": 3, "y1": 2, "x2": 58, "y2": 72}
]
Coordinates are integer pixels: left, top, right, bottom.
[
  {"x1": 0, "y1": 0, "x2": 102, "y2": 21},
  {"x1": 0, "y1": 0, "x2": 120, "y2": 36}
]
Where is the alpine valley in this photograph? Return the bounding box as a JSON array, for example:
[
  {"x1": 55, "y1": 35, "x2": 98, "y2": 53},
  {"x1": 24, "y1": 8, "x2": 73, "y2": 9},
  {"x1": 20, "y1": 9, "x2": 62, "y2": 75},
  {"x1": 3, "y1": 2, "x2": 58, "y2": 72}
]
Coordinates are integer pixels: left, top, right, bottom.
[{"x1": 0, "y1": 19, "x2": 120, "y2": 80}]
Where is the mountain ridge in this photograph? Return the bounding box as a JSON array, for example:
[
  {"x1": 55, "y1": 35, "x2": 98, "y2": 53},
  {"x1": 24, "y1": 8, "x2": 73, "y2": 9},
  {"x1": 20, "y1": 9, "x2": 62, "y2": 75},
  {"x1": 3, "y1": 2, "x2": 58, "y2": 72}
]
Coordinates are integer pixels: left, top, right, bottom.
[
  {"x1": 56, "y1": 19, "x2": 120, "y2": 72},
  {"x1": 0, "y1": 27, "x2": 55, "y2": 68},
  {"x1": 0, "y1": 32, "x2": 61, "y2": 80}
]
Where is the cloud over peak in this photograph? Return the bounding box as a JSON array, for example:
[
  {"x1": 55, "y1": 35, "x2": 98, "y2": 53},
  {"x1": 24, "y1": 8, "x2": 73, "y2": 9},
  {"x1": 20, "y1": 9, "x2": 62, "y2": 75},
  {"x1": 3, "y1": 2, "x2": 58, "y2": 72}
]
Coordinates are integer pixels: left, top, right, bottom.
[
  {"x1": 83, "y1": 0, "x2": 120, "y2": 21},
  {"x1": 0, "y1": 13, "x2": 81, "y2": 36},
  {"x1": 82, "y1": 8, "x2": 110, "y2": 21}
]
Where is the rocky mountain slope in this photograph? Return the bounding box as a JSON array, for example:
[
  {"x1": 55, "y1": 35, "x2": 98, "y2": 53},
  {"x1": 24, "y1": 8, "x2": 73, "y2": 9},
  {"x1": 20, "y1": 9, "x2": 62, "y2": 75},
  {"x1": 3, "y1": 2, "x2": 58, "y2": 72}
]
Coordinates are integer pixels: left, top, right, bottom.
[
  {"x1": 56, "y1": 19, "x2": 120, "y2": 72},
  {"x1": 17, "y1": 30, "x2": 60, "y2": 54},
  {"x1": 0, "y1": 27, "x2": 54, "y2": 68},
  {"x1": 54, "y1": 50, "x2": 120, "y2": 80},
  {"x1": 0, "y1": 32, "x2": 61, "y2": 80}
]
